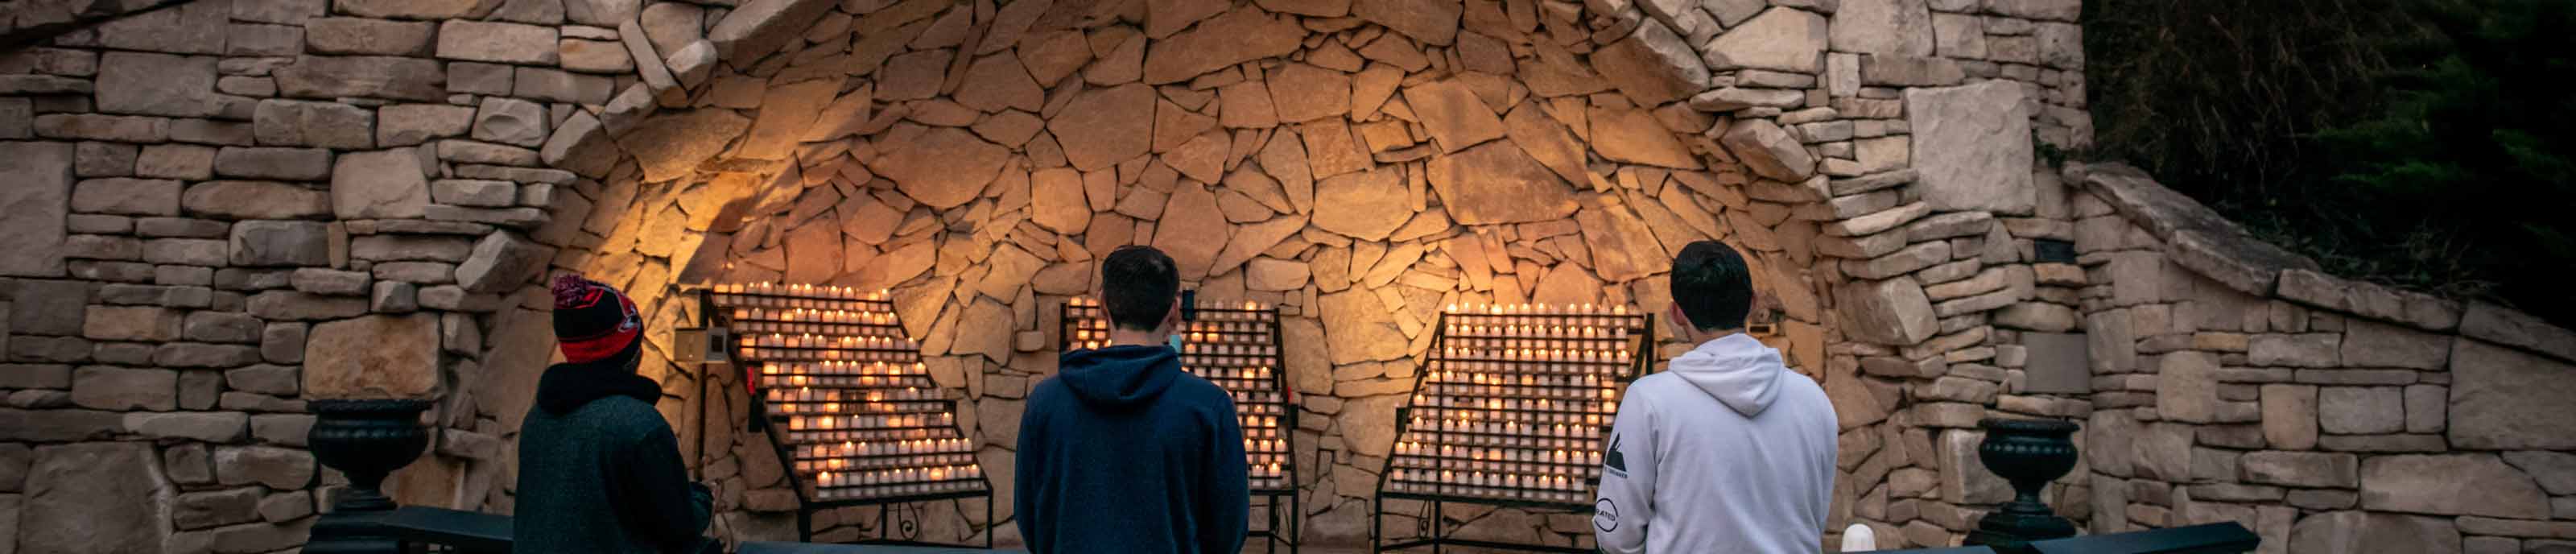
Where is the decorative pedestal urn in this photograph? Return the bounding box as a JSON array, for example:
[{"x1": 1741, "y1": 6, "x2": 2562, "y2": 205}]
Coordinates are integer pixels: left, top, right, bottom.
[
  {"x1": 1963, "y1": 417, "x2": 2081, "y2": 552},
  {"x1": 304, "y1": 399, "x2": 434, "y2": 554}
]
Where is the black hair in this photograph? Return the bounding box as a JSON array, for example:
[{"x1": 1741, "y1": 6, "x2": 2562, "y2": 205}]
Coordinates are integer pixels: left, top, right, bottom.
[
  {"x1": 1100, "y1": 245, "x2": 1179, "y2": 332},
  {"x1": 1669, "y1": 240, "x2": 1754, "y2": 332}
]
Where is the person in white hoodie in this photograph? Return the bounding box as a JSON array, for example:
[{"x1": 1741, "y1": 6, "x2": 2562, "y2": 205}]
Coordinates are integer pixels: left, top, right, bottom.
[{"x1": 1593, "y1": 240, "x2": 1839, "y2": 554}]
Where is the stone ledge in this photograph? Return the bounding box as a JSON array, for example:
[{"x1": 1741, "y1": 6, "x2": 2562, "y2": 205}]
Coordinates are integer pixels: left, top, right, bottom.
[
  {"x1": 2074, "y1": 162, "x2": 2573, "y2": 363},
  {"x1": 2074, "y1": 163, "x2": 2317, "y2": 296}
]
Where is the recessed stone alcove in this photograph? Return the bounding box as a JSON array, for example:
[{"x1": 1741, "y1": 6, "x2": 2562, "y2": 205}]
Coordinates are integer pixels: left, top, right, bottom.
[
  {"x1": 13, "y1": 0, "x2": 2576, "y2": 551},
  {"x1": 515, "y1": 0, "x2": 1856, "y2": 545},
  {"x1": 10, "y1": 0, "x2": 2310, "y2": 550}
]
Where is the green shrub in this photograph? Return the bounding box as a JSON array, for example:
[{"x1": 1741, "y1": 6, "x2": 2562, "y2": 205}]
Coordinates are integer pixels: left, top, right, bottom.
[
  {"x1": 2316, "y1": 0, "x2": 2576, "y2": 320},
  {"x1": 2086, "y1": 0, "x2": 2576, "y2": 325}
]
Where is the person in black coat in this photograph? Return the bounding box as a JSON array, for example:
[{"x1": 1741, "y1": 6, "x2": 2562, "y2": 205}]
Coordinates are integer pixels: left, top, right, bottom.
[
  {"x1": 514, "y1": 274, "x2": 713, "y2": 554},
  {"x1": 1016, "y1": 246, "x2": 1249, "y2": 554}
]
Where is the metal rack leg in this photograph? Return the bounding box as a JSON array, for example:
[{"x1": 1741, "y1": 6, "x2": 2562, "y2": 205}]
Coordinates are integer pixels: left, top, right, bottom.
[
  {"x1": 1432, "y1": 501, "x2": 1443, "y2": 554},
  {"x1": 985, "y1": 498, "x2": 994, "y2": 549},
  {"x1": 798, "y1": 506, "x2": 812, "y2": 543},
  {"x1": 1370, "y1": 494, "x2": 1383, "y2": 552},
  {"x1": 1290, "y1": 490, "x2": 1302, "y2": 554}
]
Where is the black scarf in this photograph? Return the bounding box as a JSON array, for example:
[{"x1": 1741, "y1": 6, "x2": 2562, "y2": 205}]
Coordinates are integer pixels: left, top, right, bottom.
[{"x1": 535, "y1": 340, "x2": 663, "y2": 415}]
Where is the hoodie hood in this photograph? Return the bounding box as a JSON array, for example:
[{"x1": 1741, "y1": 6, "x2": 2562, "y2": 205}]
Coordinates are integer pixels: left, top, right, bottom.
[
  {"x1": 1665, "y1": 333, "x2": 1787, "y2": 417},
  {"x1": 535, "y1": 339, "x2": 662, "y2": 415},
  {"x1": 1055, "y1": 345, "x2": 1183, "y2": 411}
]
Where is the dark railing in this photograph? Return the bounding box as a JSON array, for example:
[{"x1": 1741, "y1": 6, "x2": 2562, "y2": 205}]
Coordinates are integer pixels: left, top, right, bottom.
[
  {"x1": 312, "y1": 506, "x2": 514, "y2": 554},
  {"x1": 303, "y1": 401, "x2": 2256, "y2": 553}
]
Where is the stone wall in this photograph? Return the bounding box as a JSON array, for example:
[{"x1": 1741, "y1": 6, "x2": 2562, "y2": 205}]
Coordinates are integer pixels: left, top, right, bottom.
[
  {"x1": 2, "y1": 0, "x2": 2111, "y2": 551},
  {"x1": 2067, "y1": 163, "x2": 2576, "y2": 553}
]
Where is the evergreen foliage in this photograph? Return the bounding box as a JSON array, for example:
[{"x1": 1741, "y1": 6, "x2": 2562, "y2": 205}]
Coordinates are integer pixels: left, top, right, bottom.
[{"x1": 2087, "y1": 0, "x2": 2575, "y2": 324}]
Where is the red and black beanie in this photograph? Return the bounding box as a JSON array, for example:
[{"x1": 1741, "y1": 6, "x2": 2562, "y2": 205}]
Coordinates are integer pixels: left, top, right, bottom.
[{"x1": 551, "y1": 273, "x2": 642, "y2": 368}]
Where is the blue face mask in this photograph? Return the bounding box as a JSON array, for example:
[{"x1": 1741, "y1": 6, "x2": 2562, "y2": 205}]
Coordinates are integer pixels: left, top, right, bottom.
[{"x1": 1166, "y1": 334, "x2": 1183, "y2": 350}]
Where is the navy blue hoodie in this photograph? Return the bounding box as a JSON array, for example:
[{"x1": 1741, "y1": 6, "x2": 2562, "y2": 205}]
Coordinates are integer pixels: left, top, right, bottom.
[{"x1": 1016, "y1": 345, "x2": 1248, "y2": 554}]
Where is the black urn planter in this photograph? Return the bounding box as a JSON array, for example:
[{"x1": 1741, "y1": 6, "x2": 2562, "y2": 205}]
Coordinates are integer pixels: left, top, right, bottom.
[
  {"x1": 307, "y1": 399, "x2": 435, "y2": 512},
  {"x1": 1963, "y1": 417, "x2": 2081, "y2": 552}
]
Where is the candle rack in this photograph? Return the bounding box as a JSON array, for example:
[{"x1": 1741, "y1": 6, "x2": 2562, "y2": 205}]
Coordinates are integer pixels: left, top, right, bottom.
[
  {"x1": 1371, "y1": 304, "x2": 1653, "y2": 553},
  {"x1": 1058, "y1": 297, "x2": 1302, "y2": 554},
  {"x1": 694, "y1": 283, "x2": 993, "y2": 548}
]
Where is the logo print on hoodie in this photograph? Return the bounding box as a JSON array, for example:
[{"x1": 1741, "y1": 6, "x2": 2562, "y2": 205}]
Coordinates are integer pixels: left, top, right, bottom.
[{"x1": 1604, "y1": 434, "x2": 1629, "y2": 475}]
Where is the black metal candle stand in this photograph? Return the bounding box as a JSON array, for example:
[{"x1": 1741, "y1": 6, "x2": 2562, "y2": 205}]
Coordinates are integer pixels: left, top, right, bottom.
[
  {"x1": 696, "y1": 285, "x2": 994, "y2": 548},
  {"x1": 1059, "y1": 297, "x2": 1302, "y2": 553},
  {"x1": 1372, "y1": 307, "x2": 1654, "y2": 553}
]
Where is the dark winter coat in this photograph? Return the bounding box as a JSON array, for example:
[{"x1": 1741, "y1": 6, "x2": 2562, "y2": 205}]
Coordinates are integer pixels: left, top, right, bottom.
[
  {"x1": 1015, "y1": 344, "x2": 1249, "y2": 554},
  {"x1": 514, "y1": 359, "x2": 713, "y2": 554}
]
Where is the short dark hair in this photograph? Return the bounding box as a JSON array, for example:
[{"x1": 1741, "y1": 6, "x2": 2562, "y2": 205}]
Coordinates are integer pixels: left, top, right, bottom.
[
  {"x1": 1670, "y1": 241, "x2": 1754, "y2": 332},
  {"x1": 1100, "y1": 245, "x2": 1179, "y2": 332}
]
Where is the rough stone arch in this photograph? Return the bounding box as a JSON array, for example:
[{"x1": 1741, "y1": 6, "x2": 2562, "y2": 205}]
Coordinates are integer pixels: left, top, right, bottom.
[
  {"x1": 0, "y1": 0, "x2": 2112, "y2": 549},
  {"x1": 499, "y1": 0, "x2": 1864, "y2": 544}
]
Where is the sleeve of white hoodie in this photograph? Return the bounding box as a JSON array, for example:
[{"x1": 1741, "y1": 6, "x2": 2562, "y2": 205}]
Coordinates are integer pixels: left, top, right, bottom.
[{"x1": 1592, "y1": 390, "x2": 1658, "y2": 554}]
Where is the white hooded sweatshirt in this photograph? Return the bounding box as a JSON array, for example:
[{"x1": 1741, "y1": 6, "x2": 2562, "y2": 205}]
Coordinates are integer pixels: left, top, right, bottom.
[{"x1": 1592, "y1": 333, "x2": 1839, "y2": 554}]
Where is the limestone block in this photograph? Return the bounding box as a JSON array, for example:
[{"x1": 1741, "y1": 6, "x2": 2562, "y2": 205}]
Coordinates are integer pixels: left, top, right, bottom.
[
  {"x1": 454, "y1": 231, "x2": 552, "y2": 293},
  {"x1": 1905, "y1": 81, "x2": 2033, "y2": 213},
  {"x1": 707, "y1": 0, "x2": 840, "y2": 62},
  {"x1": 274, "y1": 56, "x2": 449, "y2": 101},
  {"x1": 2458, "y1": 302, "x2": 2576, "y2": 362},
  {"x1": 1690, "y1": 87, "x2": 1806, "y2": 112},
  {"x1": 1938, "y1": 428, "x2": 2011, "y2": 504},
  {"x1": 306, "y1": 18, "x2": 437, "y2": 56},
  {"x1": 97, "y1": 52, "x2": 221, "y2": 118},
  {"x1": 2259, "y1": 383, "x2": 2318, "y2": 449},
  {"x1": 2340, "y1": 319, "x2": 2449, "y2": 370},
  {"x1": 1049, "y1": 85, "x2": 1156, "y2": 171},
  {"x1": 127, "y1": 411, "x2": 250, "y2": 443},
  {"x1": 1836, "y1": 276, "x2": 1937, "y2": 345},
  {"x1": 1832, "y1": 0, "x2": 1935, "y2": 57},
  {"x1": 1590, "y1": 106, "x2": 1703, "y2": 169},
  {"x1": 470, "y1": 97, "x2": 549, "y2": 148},
  {"x1": 1319, "y1": 290, "x2": 1406, "y2": 365},
  {"x1": 1702, "y1": 7, "x2": 1829, "y2": 72},
  {"x1": 2318, "y1": 387, "x2": 2403, "y2": 435},
  {"x1": 19, "y1": 443, "x2": 171, "y2": 553},
  {"x1": 2155, "y1": 350, "x2": 2220, "y2": 423},
  {"x1": 2449, "y1": 338, "x2": 2576, "y2": 449},
  {"x1": 0, "y1": 143, "x2": 73, "y2": 277},
  {"x1": 212, "y1": 147, "x2": 332, "y2": 182},
  {"x1": 1310, "y1": 169, "x2": 1412, "y2": 242},
  {"x1": 1150, "y1": 185, "x2": 1230, "y2": 280},
  {"x1": 254, "y1": 99, "x2": 375, "y2": 149},
  {"x1": 71, "y1": 367, "x2": 178, "y2": 411},
  {"x1": 229, "y1": 221, "x2": 330, "y2": 267},
  {"x1": 2361, "y1": 454, "x2": 2549, "y2": 519},
  {"x1": 1422, "y1": 142, "x2": 1579, "y2": 225},
  {"x1": 304, "y1": 313, "x2": 440, "y2": 399},
  {"x1": 1141, "y1": 6, "x2": 1306, "y2": 84},
  {"x1": 84, "y1": 306, "x2": 180, "y2": 342},
  {"x1": 1591, "y1": 19, "x2": 1711, "y2": 106},
  {"x1": 2248, "y1": 333, "x2": 2339, "y2": 368},
  {"x1": 72, "y1": 178, "x2": 182, "y2": 217},
  {"x1": 330, "y1": 150, "x2": 431, "y2": 220},
  {"x1": 1720, "y1": 118, "x2": 1814, "y2": 182},
  {"x1": 1575, "y1": 198, "x2": 1671, "y2": 283}
]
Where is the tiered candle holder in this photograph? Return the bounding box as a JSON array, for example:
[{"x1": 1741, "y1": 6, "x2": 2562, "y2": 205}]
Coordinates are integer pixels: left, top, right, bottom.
[
  {"x1": 1059, "y1": 297, "x2": 1302, "y2": 554},
  {"x1": 696, "y1": 283, "x2": 992, "y2": 548},
  {"x1": 1372, "y1": 304, "x2": 1653, "y2": 553}
]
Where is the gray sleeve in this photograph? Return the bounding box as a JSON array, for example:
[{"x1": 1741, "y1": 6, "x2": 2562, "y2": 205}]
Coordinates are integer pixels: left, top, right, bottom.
[{"x1": 1592, "y1": 392, "x2": 1658, "y2": 554}]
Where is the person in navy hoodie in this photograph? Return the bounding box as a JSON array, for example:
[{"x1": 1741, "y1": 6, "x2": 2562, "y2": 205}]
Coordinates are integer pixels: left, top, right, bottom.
[{"x1": 1016, "y1": 246, "x2": 1248, "y2": 554}]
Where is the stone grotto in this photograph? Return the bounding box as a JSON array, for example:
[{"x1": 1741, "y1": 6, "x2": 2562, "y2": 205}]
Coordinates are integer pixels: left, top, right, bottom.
[{"x1": 2, "y1": 0, "x2": 2574, "y2": 552}]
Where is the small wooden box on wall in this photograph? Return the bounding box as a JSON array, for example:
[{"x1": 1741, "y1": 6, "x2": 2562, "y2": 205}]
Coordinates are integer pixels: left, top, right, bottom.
[{"x1": 671, "y1": 327, "x2": 733, "y2": 365}]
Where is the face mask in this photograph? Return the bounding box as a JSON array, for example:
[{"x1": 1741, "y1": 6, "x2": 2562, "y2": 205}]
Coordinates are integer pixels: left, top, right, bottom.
[{"x1": 1166, "y1": 334, "x2": 1183, "y2": 350}]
